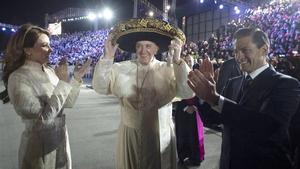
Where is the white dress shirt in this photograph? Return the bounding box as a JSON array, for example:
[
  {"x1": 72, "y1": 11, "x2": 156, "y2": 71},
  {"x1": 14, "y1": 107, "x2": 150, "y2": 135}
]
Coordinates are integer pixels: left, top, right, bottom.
[{"x1": 213, "y1": 64, "x2": 270, "y2": 113}]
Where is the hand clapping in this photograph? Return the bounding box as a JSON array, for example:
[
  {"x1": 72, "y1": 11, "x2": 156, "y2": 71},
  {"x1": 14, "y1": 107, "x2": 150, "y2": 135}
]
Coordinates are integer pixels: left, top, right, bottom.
[
  {"x1": 55, "y1": 57, "x2": 92, "y2": 83},
  {"x1": 73, "y1": 58, "x2": 92, "y2": 82},
  {"x1": 55, "y1": 57, "x2": 69, "y2": 82},
  {"x1": 187, "y1": 58, "x2": 220, "y2": 106}
]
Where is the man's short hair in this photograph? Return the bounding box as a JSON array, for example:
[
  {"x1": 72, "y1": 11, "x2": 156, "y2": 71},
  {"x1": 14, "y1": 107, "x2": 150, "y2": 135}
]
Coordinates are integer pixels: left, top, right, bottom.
[{"x1": 233, "y1": 27, "x2": 270, "y2": 49}]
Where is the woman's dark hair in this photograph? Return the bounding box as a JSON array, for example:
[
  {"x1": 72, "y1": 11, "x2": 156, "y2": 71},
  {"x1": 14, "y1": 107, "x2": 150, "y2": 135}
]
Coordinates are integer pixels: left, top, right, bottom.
[{"x1": 0, "y1": 23, "x2": 50, "y2": 103}]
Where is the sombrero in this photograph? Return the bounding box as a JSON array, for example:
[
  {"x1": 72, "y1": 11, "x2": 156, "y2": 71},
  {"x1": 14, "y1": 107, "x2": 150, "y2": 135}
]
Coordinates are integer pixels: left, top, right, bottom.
[{"x1": 110, "y1": 18, "x2": 186, "y2": 53}]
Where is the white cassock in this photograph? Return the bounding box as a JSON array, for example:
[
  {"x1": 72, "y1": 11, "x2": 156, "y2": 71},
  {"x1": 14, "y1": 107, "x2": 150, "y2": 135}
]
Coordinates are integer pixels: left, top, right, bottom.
[{"x1": 92, "y1": 57, "x2": 194, "y2": 169}]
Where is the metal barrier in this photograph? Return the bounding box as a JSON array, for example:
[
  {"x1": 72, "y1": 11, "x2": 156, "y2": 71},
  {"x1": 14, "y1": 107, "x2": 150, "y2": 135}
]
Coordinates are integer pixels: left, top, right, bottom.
[
  {"x1": 0, "y1": 60, "x2": 4, "y2": 72},
  {"x1": 28, "y1": 64, "x2": 95, "y2": 79}
]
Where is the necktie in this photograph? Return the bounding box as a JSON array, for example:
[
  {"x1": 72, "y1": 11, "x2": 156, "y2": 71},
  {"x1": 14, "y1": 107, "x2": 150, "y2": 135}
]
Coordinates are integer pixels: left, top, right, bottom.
[
  {"x1": 242, "y1": 75, "x2": 253, "y2": 93},
  {"x1": 238, "y1": 75, "x2": 253, "y2": 102}
]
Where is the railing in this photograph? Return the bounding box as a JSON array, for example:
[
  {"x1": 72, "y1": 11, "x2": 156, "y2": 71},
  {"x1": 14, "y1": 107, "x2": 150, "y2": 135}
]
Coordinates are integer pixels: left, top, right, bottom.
[
  {"x1": 67, "y1": 65, "x2": 95, "y2": 79},
  {"x1": 0, "y1": 60, "x2": 4, "y2": 72}
]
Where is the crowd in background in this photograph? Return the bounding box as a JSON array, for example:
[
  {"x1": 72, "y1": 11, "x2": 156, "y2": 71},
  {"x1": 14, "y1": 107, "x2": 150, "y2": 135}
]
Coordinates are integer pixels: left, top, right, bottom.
[
  {"x1": 49, "y1": 30, "x2": 109, "y2": 65},
  {"x1": 0, "y1": 1, "x2": 299, "y2": 73},
  {"x1": 204, "y1": 0, "x2": 299, "y2": 60},
  {"x1": 195, "y1": 0, "x2": 300, "y2": 74}
]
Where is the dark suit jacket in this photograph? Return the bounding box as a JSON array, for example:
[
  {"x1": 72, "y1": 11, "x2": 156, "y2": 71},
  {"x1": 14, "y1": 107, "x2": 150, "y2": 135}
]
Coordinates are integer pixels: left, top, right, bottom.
[
  {"x1": 290, "y1": 107, "x2": 300, "y2": 169},
  {"x1": 216, "y1": 67, "x2": 300, "y2": 169},
  {"x1": 216, "y1": 58, "x2": 242, "y2": 94}
]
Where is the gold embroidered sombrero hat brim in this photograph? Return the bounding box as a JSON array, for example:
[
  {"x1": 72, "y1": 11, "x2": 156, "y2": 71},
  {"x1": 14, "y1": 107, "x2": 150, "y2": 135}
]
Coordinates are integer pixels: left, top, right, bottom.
[{"x1": 110, "y1": 18, "x2": 186, "y2": 53}]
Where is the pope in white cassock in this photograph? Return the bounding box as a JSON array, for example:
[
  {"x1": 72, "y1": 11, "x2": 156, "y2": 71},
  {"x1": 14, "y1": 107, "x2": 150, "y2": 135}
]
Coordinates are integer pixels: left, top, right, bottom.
[{"x1": 92, "y1": 18, "x2": 194, "y2": 169}]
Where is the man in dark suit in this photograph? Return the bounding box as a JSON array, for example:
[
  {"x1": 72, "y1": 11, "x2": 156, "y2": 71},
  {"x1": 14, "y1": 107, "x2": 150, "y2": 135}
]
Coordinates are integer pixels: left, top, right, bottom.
[{"x1": 187, "y1": 27, "x2": 300, "y2": 169}]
